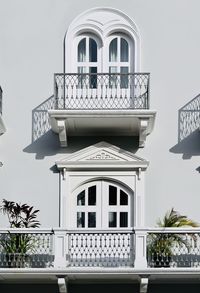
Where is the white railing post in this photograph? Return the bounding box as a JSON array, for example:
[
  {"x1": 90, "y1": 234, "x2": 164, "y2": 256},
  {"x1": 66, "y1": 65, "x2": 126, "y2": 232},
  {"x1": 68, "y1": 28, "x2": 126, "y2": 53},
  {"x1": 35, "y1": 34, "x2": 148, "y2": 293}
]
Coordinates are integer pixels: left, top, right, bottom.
[
  {"x1": 54, "y1": 229, "x2": 68, "y2": 268},
  {"x1": 134, "y1": 228, "x2": 148, "y2": 269}
]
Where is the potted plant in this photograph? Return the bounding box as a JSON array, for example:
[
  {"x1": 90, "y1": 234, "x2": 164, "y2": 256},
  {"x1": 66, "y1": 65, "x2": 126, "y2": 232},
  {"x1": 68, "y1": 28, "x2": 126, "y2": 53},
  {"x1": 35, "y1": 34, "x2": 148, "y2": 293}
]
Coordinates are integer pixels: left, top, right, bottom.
[
  {"x1": 147, "y1": 208, "x2": 198, "y2": 268},
  {"x1": 0, "y1": 199, "x2": 40, "y2": 268}
]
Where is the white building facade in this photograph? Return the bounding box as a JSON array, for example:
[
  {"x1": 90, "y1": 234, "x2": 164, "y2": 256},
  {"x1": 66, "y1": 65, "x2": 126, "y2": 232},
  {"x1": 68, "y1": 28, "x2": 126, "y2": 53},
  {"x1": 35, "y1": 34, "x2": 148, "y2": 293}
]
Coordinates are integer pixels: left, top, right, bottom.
[{"x1": 1, "y1": 1, "x2": 200, "y2": 292}]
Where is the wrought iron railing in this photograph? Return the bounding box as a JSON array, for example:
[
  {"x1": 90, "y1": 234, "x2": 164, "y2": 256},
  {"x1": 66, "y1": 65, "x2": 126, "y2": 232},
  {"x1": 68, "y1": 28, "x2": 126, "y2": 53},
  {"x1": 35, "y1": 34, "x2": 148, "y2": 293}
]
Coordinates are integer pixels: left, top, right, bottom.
[
  {"x1": 54, "y1": 73, "x2": 150, "y2": 110},
  {"x1": 147, "y1": 228, "x2": 200, "y2": 268},
  {"x1": 0, "y1": 87, "x2": 2, "y2": 115},
  {"x1": 68, "y1": 230, "x2": 134, "y2": 267},
  {"x1": 178, "y1": 94, "x2": 200, "y2": 141}
]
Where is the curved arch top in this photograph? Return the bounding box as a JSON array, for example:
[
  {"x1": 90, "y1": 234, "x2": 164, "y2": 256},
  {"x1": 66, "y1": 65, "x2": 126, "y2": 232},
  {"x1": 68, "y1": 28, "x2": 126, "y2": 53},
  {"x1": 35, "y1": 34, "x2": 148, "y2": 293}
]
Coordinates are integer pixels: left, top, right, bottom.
[{"x1": 64, "y1": 7, "x2": 141, "y2": 72}]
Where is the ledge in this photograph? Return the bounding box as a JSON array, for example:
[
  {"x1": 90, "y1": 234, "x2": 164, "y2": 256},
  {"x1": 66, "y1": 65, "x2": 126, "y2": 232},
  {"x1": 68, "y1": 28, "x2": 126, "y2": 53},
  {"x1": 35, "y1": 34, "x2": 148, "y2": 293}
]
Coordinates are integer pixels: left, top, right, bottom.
[
  {"x1": 48, "y1": 109, "x2": 156, "y2": 148},
  {"x1": 0, "y1": 267, "x2": 200, "y2": 282}
]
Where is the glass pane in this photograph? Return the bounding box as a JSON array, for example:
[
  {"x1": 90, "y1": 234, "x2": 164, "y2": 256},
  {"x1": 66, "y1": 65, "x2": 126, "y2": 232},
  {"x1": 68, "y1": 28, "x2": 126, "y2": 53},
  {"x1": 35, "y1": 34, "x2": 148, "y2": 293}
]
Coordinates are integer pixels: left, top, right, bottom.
[
  {"x1": 78, "y1": 66, "x2": 86, "y2": 73},
  {"x1": 109, "y1": 38, "x2": 117, "y2": 62},
  {"x1": 88, "y1": 186, "x2": 96, "y2": 205},
  {"x1": 120, "y1": 38, "x2": 129, "y2": 62},
  {"x1": 77, "y1": 190, "x2": 85, "y2": 206},
  {"x1": 109, "y1": 212, "x2": 117, "y2": 227},
  {"x1": 77, "y1": 212, "x2": 85, "y2": 228},
  {"x1": 78, "y1": 38, "x2": 86, "y2": 62},
  {"x1": 120, "y1": 190, "x2": 128, "y2": 205},
  {"x1": 109, "y1": 66, "x2": 118, "y2": 88},
  {"x1": 109, "y1": 66, "x2": 117, "y2": 74},
  {"x1": 120, "y1": 212, "x2": 128, "y2": 227},
  {"x1": 89, "y1": 67, "x2": 97, "y2": 89},
  {"x1": 120, "y1": 67, "x2": 129, "y2": 89},
  {"x1": 89, "y1": 38, "x2": 97, "y2": 62},
  {"x1": 88, "y1": 212, "x2": 96, "y2": 228},
  {"x1": 78, "y1": 67, "x2": 86, "y2": 88},
  {"x1": 109, "y1": 185, "x2": 117, "y2": 205}
]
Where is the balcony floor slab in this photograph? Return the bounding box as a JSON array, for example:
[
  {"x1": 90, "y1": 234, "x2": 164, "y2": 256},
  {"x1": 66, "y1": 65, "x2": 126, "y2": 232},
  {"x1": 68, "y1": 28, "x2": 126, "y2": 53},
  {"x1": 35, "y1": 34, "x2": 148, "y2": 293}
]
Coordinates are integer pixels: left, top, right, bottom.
[{"x1": 48, "y1": 109, "x2": 156, "y2": 147}]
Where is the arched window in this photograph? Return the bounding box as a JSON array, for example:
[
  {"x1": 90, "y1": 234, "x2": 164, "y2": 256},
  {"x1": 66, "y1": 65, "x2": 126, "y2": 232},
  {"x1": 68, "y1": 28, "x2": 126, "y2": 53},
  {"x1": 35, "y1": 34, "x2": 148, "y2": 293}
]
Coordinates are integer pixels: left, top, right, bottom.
[
  {"x1": 74, "y1": 180, "x2": 132, "y2": 229},
  {"x1": 76, "y1": 35, "x2": 100, "y2": 88},
  {"x1": 108, "y1": 35, "x2": 132, "y2": 88}
]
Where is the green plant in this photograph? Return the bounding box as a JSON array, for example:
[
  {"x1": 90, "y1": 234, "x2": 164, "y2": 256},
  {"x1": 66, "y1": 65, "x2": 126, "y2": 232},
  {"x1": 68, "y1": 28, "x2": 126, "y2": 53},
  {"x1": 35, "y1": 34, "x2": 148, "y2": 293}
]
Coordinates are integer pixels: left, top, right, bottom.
[
  {"x1": 0, "y1": 199, "x2": 40, "y2": 267},
  {"x1": 1, "y1": 199, "x2": 40, "y2": 228},
  {"x1": 148, "y1": 208, "x2": 198, "y2": 267}
]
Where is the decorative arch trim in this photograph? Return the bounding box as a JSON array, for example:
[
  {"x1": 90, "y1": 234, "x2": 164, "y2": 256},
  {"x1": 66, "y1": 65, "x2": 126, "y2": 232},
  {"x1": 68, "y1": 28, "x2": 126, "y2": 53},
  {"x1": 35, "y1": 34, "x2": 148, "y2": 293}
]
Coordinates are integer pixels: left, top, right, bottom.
[{"x1": 64, "y1": 7, "x2": 141, "y2": 72}]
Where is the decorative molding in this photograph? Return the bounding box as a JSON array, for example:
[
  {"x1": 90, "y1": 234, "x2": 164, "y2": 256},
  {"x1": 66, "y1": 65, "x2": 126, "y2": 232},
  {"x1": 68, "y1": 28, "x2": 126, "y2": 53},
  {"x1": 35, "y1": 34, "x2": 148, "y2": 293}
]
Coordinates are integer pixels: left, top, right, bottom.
[
  {"x1": 140, "y1": 277, "x2": 149, "y2": 293},
  {"x1": 86, "y1": 151, "x2": 119, "y2": 161},
  {"x1": 64, "y1": 7, "x2": 141, "y2": 72},
  {"x1": 137, "y1": 167, "x2": 141, "y2": 180},
  {"x1": 56, "y1": 141, "x2": 149, "y2": 170},
  {"x1": 57, "y1": 277, "x2": 67, "y2": 293},
  {"x1": 58, "y1": 120, "x2": 67, "y2": 147},
  {"x1": 139, "y1": 119, "x2": 149, "y2": 147},
  {"x1": 62, "y1": 168, "x2": 67, "y2": 180}
]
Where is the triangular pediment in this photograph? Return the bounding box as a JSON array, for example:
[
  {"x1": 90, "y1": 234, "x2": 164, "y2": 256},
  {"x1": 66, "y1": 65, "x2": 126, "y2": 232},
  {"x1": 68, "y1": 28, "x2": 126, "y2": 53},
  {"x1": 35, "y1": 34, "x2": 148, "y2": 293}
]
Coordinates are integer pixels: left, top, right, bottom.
[{"x1": 56, "y1": 142, "x2": 149, "y2": 170}]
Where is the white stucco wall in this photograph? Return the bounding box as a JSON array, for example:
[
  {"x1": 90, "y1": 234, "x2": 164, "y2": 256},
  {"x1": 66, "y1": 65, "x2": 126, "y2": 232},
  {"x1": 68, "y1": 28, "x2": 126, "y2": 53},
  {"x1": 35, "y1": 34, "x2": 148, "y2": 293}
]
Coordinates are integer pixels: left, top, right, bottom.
[{"x1": 0, "y1": 0, "x2": 200, "y2": 227}]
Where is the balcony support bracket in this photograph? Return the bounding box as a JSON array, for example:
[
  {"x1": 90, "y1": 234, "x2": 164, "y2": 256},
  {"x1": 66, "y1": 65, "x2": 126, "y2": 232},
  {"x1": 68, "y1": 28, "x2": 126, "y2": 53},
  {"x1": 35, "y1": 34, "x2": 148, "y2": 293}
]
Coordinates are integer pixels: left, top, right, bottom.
[
  {"x1": 58, "y1": 120, "x2": 67, "y2": 147},
  {"x1": 57, "y1": 277, "x2": 67, "y2": 293},
  {"x1": 139, "y1": 119, "x2": 149, "y2": 147},
  {"x1": 139, "y1": 276, "x2": 149, "y2": 293}
]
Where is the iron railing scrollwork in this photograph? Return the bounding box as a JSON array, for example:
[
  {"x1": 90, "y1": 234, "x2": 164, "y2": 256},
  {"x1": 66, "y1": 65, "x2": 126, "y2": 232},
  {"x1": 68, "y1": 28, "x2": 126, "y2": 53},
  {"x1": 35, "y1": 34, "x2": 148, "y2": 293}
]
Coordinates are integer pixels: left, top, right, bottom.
[{"x1": 54, "y1": 73, "x2": 150, "y2": 110}]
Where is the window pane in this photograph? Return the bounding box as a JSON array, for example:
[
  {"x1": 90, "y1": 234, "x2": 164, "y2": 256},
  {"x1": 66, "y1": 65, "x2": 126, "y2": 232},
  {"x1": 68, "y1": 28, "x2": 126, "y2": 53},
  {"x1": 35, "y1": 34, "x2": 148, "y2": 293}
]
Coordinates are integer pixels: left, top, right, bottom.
[
  {"x1": 120, "y1": 190, "x2": 128, "y2": 205},
  {"x1": 109, "y1": 66, "x2": 117, "y2": 74},
  {"x1": 78, "y1": 38, "x2": 86, "y2": 62},
  {"x1": 78, "y1": 67, "x2": 86, "y2": 88},
  {"x1": 120, "y1": 38, "x2": 129, "y2": 62},
  {"x1": 109, "y1": 185, "x2": 117, "y2": 205},
  {"x1": 77, "y1": 190, "x2": 85, "y2": 206},
  {"x1": 120, "y1": 212, "x2": 128, "y2": 227},
  {"x1": 120, "y1": 67, "x2": 128, "y2": 89},
  {"x1": 89, "y1": 67, "x2": 97, "y2": 88},
  {"x1": 109, "y1": 66, "x2": 118, "y2": 88},
  {"x1": 109, "y1": 212, "x2": 117, "y2": 227},
  {"x1": 88, "y1": 186, "x2": 96, "y2": 205},
  {"x1": 88, "y1": 212, "x2": 96, "y2": 228},
  {"x1": 89, "y1": 38, "x2": 97, "y2": 62},
  {"x1": 77, "y1": 212, "x2": 85, "y2": 228},
  {"x1": 109, "y1": 38, "x2": 117, "y2": 62},
  {"x1": 78, "y1": 66, "x2": 86, "y2": 74}
]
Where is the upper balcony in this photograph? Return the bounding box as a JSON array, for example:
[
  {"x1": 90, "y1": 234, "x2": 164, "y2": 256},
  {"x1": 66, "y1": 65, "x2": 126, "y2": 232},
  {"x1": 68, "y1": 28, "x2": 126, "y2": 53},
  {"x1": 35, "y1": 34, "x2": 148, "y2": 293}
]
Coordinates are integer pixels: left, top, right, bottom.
[
  {"x1": 48, "y1": 73, "x2": 156, "y2": 147},
  {"x1": 0, "y1": 227, "x2": 200, "y2": 283},
  {"x1": 0, "y1": 87, "x2": 6, "y2": 135}
]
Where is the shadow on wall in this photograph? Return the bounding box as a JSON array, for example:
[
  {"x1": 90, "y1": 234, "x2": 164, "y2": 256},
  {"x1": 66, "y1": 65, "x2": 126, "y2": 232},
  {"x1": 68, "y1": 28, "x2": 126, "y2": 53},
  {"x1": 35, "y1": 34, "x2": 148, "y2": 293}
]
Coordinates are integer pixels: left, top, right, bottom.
[
  {"x1": 23, "y1": 95, "x2": 139, "y2": 159},
  {"x1": 170, "y1": 94, "x2": 200, "y2": 159}
]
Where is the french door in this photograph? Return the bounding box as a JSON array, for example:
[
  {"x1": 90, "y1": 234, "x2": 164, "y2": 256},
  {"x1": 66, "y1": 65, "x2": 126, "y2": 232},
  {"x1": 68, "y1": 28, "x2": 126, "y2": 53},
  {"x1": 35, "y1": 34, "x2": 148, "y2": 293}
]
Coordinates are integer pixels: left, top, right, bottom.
[
  {"x1": 69, "y1": 33, "x2": 133, "y2": 109},
  {"x1": 74, "y1": 180, "x2": 132, "y2": 229}
]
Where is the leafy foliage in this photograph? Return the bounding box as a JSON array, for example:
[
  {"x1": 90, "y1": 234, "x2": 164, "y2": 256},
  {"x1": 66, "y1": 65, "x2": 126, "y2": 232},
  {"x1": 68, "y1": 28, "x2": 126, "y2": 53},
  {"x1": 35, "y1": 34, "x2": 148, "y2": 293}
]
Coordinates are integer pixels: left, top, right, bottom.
[
  {"x1": 148, "y1": 208, "x2": 199, "y2": 267},
  {"x1": 0, "y1": 199, "x2": 40, "y2": 265},
  {"x1": 157, "y1": 208, "x2": 198, "y2": 228},
  {"x1": 1, "y1": 199, "x2": 40, "y2": 228}
]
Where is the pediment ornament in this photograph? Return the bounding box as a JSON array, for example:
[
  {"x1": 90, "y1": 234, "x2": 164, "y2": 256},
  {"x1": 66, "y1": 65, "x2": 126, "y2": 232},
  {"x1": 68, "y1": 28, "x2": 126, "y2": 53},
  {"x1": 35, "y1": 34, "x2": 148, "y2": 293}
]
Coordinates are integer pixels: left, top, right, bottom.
[{"x1": 86, "y1": 151, "x2": 119, "y2": 161}]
